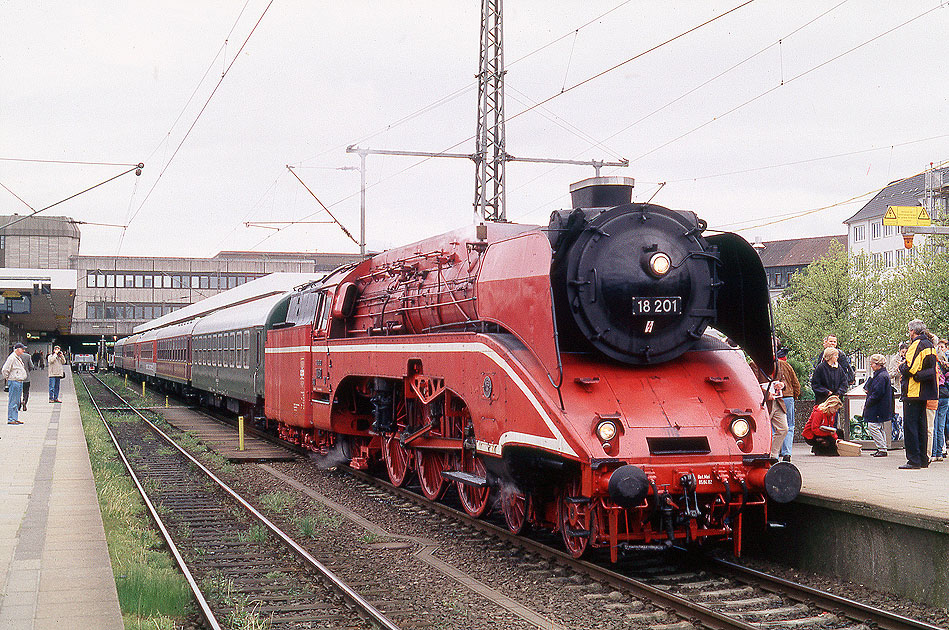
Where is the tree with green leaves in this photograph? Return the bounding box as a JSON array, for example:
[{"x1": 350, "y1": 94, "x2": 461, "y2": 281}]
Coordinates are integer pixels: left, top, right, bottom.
[{"x1": 774, "y1": 240, "x2": 889, "y2": 363}]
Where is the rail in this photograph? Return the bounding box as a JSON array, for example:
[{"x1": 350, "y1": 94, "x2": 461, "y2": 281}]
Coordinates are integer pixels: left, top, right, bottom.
[{"x1": 83, "y1": 373, "x2": 402, "y2": 630}]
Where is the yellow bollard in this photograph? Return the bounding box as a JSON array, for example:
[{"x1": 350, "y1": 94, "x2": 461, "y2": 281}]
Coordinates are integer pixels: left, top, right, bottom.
[
  {"x1": 238, "y1": 416, "x2": 245, "y2": 451},
  {"x1": 142, "y1": 380, "x2": 146, "y2": 398},
  {"x1": 165, "y1": 395, "x2": 169, "y2": 408},
  {"x1": 124, "y1": 374, "x2": 128, "y2": 388}
]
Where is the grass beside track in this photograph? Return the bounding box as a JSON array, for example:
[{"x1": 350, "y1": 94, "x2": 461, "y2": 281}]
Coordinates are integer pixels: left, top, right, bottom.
[{"x1": 74, "y1": 374, "x2": 194, "y2": 630}]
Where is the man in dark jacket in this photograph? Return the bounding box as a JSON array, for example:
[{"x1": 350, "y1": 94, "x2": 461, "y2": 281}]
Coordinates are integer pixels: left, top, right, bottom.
[
  {"x1": 813, "y1": 335, "x2": 854, "y2": 385},
  {"x1": 898, "y1": 319, "x2": 937, "y2": 469},
  {"x1": 811, "y1": 347, "x2": 849, "y2": 406}
]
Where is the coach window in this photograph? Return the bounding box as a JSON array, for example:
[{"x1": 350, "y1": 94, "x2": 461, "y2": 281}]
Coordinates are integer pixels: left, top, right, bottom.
[
  {"x1": 231, "y1": 332, "x2": 237, "y2": 367},
  {"x1": 243, "y1": 331, "x2": 250, "y2": 368},
  {"x1": 115, "y1": 275, "x2": 125, "y2": 288}
]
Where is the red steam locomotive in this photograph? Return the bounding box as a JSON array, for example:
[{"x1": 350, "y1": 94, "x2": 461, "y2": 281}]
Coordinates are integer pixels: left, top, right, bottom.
[{"x1": 115, "y1": 176, "x2": 800, "y2": 560}]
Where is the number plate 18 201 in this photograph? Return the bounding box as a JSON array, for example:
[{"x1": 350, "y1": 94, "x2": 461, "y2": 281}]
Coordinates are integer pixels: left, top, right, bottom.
[{"x1": 632, "y1": 296, "x2": 682, "y2": 315}]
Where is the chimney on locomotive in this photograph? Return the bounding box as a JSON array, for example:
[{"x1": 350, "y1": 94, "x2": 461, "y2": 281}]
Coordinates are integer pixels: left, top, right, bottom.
[{"x1": 569, "y1": 176, "x2": 635, "y2": 209}]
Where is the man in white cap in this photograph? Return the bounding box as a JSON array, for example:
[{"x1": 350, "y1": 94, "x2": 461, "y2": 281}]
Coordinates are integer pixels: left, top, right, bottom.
[{"x1": 2, "y1": 343, "x2": 29, "y2": 425}]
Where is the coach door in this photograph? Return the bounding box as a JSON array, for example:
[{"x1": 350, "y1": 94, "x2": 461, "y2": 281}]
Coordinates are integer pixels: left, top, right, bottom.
[{"x1": 312, "y1": 289, "x2": 333, "y2": 429}]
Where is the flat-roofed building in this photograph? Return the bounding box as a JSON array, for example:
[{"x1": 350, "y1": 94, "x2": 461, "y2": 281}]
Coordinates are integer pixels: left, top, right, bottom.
[
  {"x1": 0, "y1": 213, "x2": 361, "y2": 353},
  {"x1": 72, "y1": 250, "x2": 360, "y2": 337}
]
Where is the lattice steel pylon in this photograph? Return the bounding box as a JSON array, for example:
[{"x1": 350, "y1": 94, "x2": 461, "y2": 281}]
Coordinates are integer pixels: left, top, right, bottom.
[{"x1": 473, "y1": 0, "x2": 507, "y2": 222}]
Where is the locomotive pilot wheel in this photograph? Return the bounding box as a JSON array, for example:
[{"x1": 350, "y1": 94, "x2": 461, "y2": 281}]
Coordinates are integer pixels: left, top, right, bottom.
[{"x1": 559, "y1": 478, "x2": 595, "y2": 558}]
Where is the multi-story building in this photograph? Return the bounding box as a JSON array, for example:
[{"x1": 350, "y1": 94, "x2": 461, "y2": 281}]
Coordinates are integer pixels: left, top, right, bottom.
[
  {"x1": 844, "y1": 165, "x2": 949, "y2": 263},
  {"x1": 0, "y1": 214, "x2": 361, "y2": 353}
]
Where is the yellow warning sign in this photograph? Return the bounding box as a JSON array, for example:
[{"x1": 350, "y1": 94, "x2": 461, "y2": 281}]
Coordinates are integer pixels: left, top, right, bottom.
[
  {"x1": 883, "y1": 205, "x2": 931, "y2": 226},
  {"x1": 1, "y1": 291, "x2": 21, "y2": 299}
]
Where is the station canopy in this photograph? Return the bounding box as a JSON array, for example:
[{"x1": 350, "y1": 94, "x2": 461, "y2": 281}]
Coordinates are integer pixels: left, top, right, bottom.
[{"x1": 0, "y1": 268, "x2": 77, "y2": 335}]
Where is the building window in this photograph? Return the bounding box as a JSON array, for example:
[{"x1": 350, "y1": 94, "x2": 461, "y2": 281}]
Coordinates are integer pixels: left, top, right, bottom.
[
  {"x1": 852, "y1": 224, "x2": 866, "y2": 242},
  {"x1": 883, "y1": 250, "x2": 894, "y2": 268},
  {"x1": 871, "y1": 221, "x2": 882, "y2": 239},
  {"x1": 884, "y1": 223, "x2": 896, "y2": 237}
]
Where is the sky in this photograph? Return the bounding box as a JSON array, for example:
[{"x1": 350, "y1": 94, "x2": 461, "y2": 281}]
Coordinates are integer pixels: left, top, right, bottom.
[{"x1": 2, "y1": 1, "x2": 948, "y2": 258}]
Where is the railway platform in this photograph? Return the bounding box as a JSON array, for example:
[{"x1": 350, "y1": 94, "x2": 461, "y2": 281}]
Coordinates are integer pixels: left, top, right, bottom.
[
  {"x1": 764, "y1": 442, "x2": 949, "y2": 610},
  {"x1": 0, "y1": 368, "x2": 123, "y2": 629}
]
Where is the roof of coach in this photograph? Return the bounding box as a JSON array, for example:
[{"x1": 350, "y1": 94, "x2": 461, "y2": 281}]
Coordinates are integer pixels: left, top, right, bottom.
[
  {"x1": 192, "y1": 292, "x2": 292, "y2": 336},
  {"x1": 138, "y1": 327, "x2": 161, "y2": 343},
  {"x1": 153, "y1": 319, "x2": 200, "y2": 341},
  {"x1": 119, "y1": 332, "x2": 143, "y2": 346},
  {"x1": 133, "y1": 272, "x2": 322, "y2": 334}
]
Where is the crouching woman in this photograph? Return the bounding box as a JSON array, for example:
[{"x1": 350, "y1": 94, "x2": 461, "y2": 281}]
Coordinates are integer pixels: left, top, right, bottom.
[{"x1": 802, "y1": 395, "x2": 844, "y2": 456}]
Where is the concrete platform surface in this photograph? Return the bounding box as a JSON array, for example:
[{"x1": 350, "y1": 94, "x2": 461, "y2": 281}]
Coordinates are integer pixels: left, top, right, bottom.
[
  {"x1": 0, "y1": 368, "x2": 123, "y2": 629},
  {"x1": 790, "y1": 442, "x2": 949, "y2": 532}
]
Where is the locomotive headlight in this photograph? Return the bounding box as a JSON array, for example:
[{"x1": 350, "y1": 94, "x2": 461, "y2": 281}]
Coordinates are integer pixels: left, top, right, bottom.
[
  {"x1": 730, "y1": 417, "x2": 751, "y2": 439},
  {"x1": 648, "y1": 252, "x2": 672, "y2": 276},
  {"x1": 596, "y1": 420, "x2": 617, "y2": 442}
]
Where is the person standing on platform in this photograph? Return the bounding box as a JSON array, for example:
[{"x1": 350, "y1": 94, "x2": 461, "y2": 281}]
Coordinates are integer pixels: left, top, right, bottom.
[
  {"x1": 2, "y1": 343, "x2": 28, "y2": 425},
  {"x1": 863, "y1": 354, "x2": 893, "y2": 457},
  {"x1": 766, "y1": 371, "x2": 788, "y2": 461},
  {"x1": 898, "y1": 319, "x2": 937, "y2": 470},
  {"x1": 18, "y1": 350, "x2": 33, "y2": 411},
  {"x1": 811, "y1": 347, "x2": 849, "y2": 406},
  {"x1": 814, "y1": 335, "x2": 855, "y2": 386},
  {"x1": 776, "y1": 347, "x2": 801, "y2": 462},
  {"x1": 932, "y1": 339, "x2": 949, "y2": 461},
  {"x1": 47, "y1": 345, "x2": 65, "y2": 403}
]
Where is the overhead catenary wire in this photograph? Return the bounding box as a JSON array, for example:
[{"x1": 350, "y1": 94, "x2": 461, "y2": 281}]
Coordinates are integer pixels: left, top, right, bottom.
[
  {"x1": 294, "y1": 0, "x2": 637, "y2": 167},
  {"x1": 141, "y1": 0, "x2": 255, "y2": 170},
  {"x1": 627, "y1": 3, "x2": 942, "y2": 166},
  {"x1": 256, "y1": 2, "x2": 751, "y2": 246},
  {"x1": 0, "y1": 164, "x2": 144, "y2": 232},
  {"x1": 122, "y1": 0, "x2": 276, "y2": 241},
  {"x1": 716, "y1": 159, "x2": 949, "y2": 233},
  {"x1": 665, "y1": 132, "x2": 949, "y2": 185}
]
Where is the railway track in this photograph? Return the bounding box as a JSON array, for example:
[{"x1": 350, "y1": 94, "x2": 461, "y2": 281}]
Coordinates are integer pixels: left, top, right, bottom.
[
  {"x1": 340, "y1": 469, "x2": 943, "y2": 630},
  {"x1": 79, "y1": 374, "x2": 401, "y2": 630},
  {"x1": 98, "y1": 374, "x2": 944, "y2": 630}
]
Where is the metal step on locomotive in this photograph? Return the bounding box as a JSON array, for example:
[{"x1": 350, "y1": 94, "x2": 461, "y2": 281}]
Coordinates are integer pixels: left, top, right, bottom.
[{"x1": 114, "y1": 177, "x2": 801, "y2": 561}]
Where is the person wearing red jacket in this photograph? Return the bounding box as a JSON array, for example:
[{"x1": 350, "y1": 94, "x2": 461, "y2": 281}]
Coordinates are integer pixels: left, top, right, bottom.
[{"x1": 802, "y1": 395, "x2": 843, "y2": 456}]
